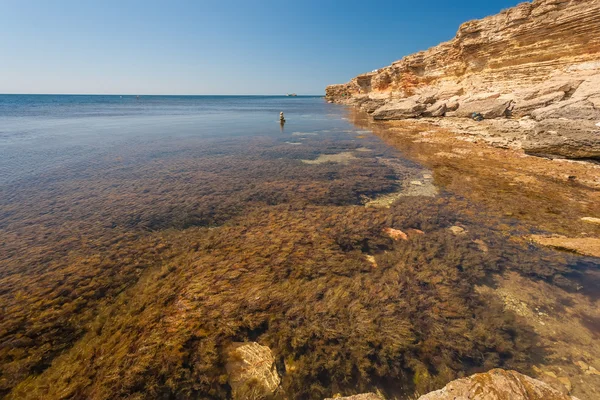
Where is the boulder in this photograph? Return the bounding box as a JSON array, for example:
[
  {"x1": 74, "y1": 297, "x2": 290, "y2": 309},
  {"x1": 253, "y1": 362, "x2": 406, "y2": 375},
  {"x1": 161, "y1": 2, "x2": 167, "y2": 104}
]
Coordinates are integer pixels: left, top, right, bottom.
[
  {"x1": 383, "y1": 227, "x2": 408, "y2": 241},
  {"x1": 436, "y1": 83, "x2": 464, "y2": 100},
  {"x1": 531, "y1": 99, "x2": 600, "y2": 121},
  {"x1": 446, "y1": 99, "x2": 460, "y2": 112},
  {"x1": 422, "y1": 101, "x2": 447, "y2": 117},
  {"x1": 372, "y1": 99, "x2": 427, "y2": 120},
  {"x1": 417, "y1": 91, "x2": 438, "y2": 104},
  {"x1": 530, "y1": 235, "x2": 600, "y2": 258},
  {"x1": 418, "y1": 369, "x2": 580, "y2": 400},
  {"x1": 324, "y1": 394, "x2": 381, "y2": 400},
  {"x1": 522, "y1": 119, "x2": 600, "y2": 159},
  {"x1": 582, "y1": 217, "x2": 600, "y2": 225},
  {"x1": 360, "y1": 98, "x2": 388, "y2": 113},
  {"x1": 512, "y1": 92, "x2": 566, "y2": 116},
  {"x1": 454, "y1": 98, "x2": 513, "y2": 119},
  {"x1": 226, "y1": 342, "x2": 281, "y2": 400},
  {"x1": 520, "y1": 80, "x2": 583, "y2": 100}
]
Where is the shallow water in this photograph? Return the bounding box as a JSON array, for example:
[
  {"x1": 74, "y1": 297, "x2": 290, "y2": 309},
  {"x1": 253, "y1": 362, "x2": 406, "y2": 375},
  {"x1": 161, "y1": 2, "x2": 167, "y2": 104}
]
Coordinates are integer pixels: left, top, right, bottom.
[{"x1": 0, "y1": 95, "x2": 598, "y2": 399}]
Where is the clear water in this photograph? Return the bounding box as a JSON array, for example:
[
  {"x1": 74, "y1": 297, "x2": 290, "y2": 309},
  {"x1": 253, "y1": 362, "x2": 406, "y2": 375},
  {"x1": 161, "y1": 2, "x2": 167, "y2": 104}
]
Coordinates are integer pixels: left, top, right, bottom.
[
  {"x1": 0, "y1": 94, "x2": 598, "y2": 399},
  {"x1": 0, "y1": 95, "x2": 351, "y2": 185}
]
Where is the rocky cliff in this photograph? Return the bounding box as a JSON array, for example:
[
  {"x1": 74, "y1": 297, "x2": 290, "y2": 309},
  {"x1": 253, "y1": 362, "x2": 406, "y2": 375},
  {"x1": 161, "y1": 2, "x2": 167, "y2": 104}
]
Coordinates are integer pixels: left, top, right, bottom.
[{"x1": 325, "y1": 0, "x2": 600, "y2": 159}]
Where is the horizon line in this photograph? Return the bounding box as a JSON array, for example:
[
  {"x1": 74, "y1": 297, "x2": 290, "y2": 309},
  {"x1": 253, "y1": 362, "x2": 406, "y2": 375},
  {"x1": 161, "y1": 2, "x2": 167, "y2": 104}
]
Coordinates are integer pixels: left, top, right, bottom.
[{"x1": 0, "y1": 93, "x2": 324, "y2": 97}]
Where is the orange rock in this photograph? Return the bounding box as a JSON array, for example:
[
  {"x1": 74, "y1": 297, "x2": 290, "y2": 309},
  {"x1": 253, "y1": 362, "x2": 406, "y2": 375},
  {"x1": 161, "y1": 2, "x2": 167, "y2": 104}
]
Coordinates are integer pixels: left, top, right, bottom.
[
  {"x1": 383, "y1": 228, "x2": 408, "y2": 241},
  {"x1": 365, "y1": 255, "x2": 377, "y2": 268}
]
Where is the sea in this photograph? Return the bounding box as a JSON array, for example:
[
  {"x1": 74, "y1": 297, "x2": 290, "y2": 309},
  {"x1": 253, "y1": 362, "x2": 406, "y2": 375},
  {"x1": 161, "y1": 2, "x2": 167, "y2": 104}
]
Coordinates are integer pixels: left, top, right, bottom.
[{"x1": 0, "y1": 94, "x2": 598, "y2": 399}]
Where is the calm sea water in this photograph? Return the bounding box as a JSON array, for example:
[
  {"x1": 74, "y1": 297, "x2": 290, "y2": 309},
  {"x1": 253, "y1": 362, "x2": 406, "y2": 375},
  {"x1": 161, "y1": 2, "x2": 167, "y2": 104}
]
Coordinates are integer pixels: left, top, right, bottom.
[
  {"x1": 1, "y1": 94, "x2": 599, "y2": 399},
  {"x1": 0, "y1": 95, "x2": 352, "y2": 185}
]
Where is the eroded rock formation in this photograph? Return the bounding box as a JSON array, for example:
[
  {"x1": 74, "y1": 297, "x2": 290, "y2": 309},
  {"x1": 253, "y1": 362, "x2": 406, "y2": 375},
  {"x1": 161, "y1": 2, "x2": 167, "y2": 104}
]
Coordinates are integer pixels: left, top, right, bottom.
[{"x1": 325, "y1": 0, "x2": 600, "y2": 159}]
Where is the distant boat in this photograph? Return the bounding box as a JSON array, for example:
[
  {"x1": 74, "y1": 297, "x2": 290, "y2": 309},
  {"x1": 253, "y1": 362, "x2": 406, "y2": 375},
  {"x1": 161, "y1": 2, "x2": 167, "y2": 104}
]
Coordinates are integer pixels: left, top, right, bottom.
[{"x1": 286, "y1": 93, "x2": 297, "y2": 97}]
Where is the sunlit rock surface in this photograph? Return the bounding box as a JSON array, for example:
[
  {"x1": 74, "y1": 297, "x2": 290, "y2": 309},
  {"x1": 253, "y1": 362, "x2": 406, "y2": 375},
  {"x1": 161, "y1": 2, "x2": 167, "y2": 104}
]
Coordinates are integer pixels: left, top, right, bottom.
[
  {"x1": 324, "y1": 394, "x2": 381, "y2": 400},
  {"x1": 417, "y1": 369, "x2": 580, "y2": 400},
  {"x1": 326, "y1": 0, "x2": 600, "y2": 159},
  {"x1": 336, "y1": 370, "x2": 580, "y2": 400}
]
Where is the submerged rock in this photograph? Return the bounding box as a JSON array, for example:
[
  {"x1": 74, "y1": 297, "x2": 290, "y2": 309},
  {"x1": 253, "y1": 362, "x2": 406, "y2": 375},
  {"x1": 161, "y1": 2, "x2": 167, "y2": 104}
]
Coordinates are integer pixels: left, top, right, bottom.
[
  {"x1": 324, "y1": 394, "x2": 381, "y2": 400},
  {"x1": 383, "y1": 227, "x2": 408, "y2": 241},
  {"x1": 530, "y1": 235, "x2": 600, "y2": 258},
  {"x1": 449, "y1": 226, "x2": 467, "y2": 236},
  {"x1": 225, "y1": 342, "x2": 281, "y2": 400},
  {"x1": 581, "y1": 217, "x2": 600, "y2": 225}
]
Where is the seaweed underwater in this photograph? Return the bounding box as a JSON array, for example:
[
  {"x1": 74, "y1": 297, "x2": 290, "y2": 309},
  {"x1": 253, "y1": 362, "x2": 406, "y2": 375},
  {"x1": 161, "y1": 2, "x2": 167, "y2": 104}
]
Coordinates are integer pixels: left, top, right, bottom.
[{"x1": 0, "y1": 129, "x2": 596, "y2": 399}]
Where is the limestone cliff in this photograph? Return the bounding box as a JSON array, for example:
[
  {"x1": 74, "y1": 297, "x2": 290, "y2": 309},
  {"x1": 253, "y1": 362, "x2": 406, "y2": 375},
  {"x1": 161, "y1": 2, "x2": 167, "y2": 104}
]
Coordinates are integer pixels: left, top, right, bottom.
[{"x1": 326, "y1": 0, "x2": 600, "y2": 159}]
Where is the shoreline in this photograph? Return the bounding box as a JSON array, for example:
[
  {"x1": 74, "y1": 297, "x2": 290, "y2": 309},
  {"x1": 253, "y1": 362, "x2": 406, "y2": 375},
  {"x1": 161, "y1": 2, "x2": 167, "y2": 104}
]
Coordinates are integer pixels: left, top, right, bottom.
[
  {"x1": 343, "y1": 108, "x2": 600, "y2": 400},
  {"x1": 325, "y1": 0, "x2": 600, "y2": 162}
]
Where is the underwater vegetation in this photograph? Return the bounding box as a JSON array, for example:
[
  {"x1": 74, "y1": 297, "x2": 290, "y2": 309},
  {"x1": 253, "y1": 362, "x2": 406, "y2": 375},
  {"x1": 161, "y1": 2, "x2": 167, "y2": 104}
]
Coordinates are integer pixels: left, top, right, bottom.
[{"x1": 0, "y1": 132, "x2": 591, "y2": 399}]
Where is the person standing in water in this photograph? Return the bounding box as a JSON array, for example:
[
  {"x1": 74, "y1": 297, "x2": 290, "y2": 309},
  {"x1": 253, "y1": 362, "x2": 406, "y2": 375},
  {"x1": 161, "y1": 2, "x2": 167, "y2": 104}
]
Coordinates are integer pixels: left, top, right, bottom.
[{"x1": 279, "y1": 112, "x2": 286, "y2": 132}]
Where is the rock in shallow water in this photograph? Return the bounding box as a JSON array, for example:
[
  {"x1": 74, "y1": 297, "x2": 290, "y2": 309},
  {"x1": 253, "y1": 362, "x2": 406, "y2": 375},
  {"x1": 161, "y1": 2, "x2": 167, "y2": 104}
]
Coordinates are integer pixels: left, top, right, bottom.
[
  {"x1": 226, "y1": 342, "x2": 281, "y2": 400},
  {"x1": 417, "y1": 369, "x2": 580, "y2": 400},
  {"x1": 530, "y1": 235, "x2": 600, "y2": 258},
  {"x1": 324, "y1": 394, "x2": 381, "y2": 400},
  {"x1": 329, "y1": 370, "x2": 580, "y2": 400}
]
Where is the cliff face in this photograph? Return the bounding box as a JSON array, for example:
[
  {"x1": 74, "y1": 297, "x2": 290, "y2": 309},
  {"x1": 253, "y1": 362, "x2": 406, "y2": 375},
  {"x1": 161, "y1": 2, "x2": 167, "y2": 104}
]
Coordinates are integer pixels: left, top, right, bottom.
[{"x1": 326, "y1": 0, "x2": 600, "y2": 159}]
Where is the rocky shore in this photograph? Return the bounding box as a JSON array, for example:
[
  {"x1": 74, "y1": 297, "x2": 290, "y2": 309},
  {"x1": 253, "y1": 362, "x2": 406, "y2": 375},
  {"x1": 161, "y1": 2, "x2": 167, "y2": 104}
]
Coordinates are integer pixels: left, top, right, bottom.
[
  {"x1": 227, "y1": 341, "x2": 582, "y2": 400},
  {"x1": 325, "y1": 0, "x2": 600, "y2": 160}
]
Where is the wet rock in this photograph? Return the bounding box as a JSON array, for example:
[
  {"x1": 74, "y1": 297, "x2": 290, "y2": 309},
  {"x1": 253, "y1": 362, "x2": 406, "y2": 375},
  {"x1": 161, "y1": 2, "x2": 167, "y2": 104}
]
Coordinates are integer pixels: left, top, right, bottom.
[
  {"x1": 226, "y1": 342, "x2": 281, "y2": 400},
  {"x1": 324, "y1": 394, "x2": 381, "y2": 400},
  {"x1": 558, "y1": 377, "x2": 573, "y2": 393},
  {"x1": 530, "y1": 235, "x2": 600, "y2": 258},
  {"x1": 576, "y1": 360, "x2": 600, "y2": 376},
  {"x1": 360, "y1": 98, "x2": 388, "y2": 114},
  {"x1": 383, "y1": 227, "x2": 408, "y2": 241},
  {"x1": 473, "y1": 239, "x2": 489, "y2": 253},
  {"x1": 449, "y1": 226, "x2": 467, "y2": 236},
  {"x1": 418, "y1": 369, "x2": 580, "y2": 400},
  {"x1": 581, "y1": 217, "x2": 600, "y2": 225},
  {"x1": 533, "y1": 367, "x2": 571, "y2": 395},
  {"x1": 365, "y1": 255, "x2": 377, "y2": 268}
]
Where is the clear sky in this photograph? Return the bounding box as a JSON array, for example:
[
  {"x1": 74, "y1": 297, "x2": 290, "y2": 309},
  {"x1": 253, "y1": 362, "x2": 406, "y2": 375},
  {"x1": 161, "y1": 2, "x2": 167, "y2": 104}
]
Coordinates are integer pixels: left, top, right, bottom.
[{"x1": 0, "y1": 0, "x2": 527, "y2": 95}]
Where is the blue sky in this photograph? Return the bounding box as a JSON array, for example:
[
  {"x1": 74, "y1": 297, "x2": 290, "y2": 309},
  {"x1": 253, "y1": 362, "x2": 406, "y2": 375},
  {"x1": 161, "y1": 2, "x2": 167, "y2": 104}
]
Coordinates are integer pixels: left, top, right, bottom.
[{"x1": 0, "y1": 0, "x2": 526, "y2": 95}]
